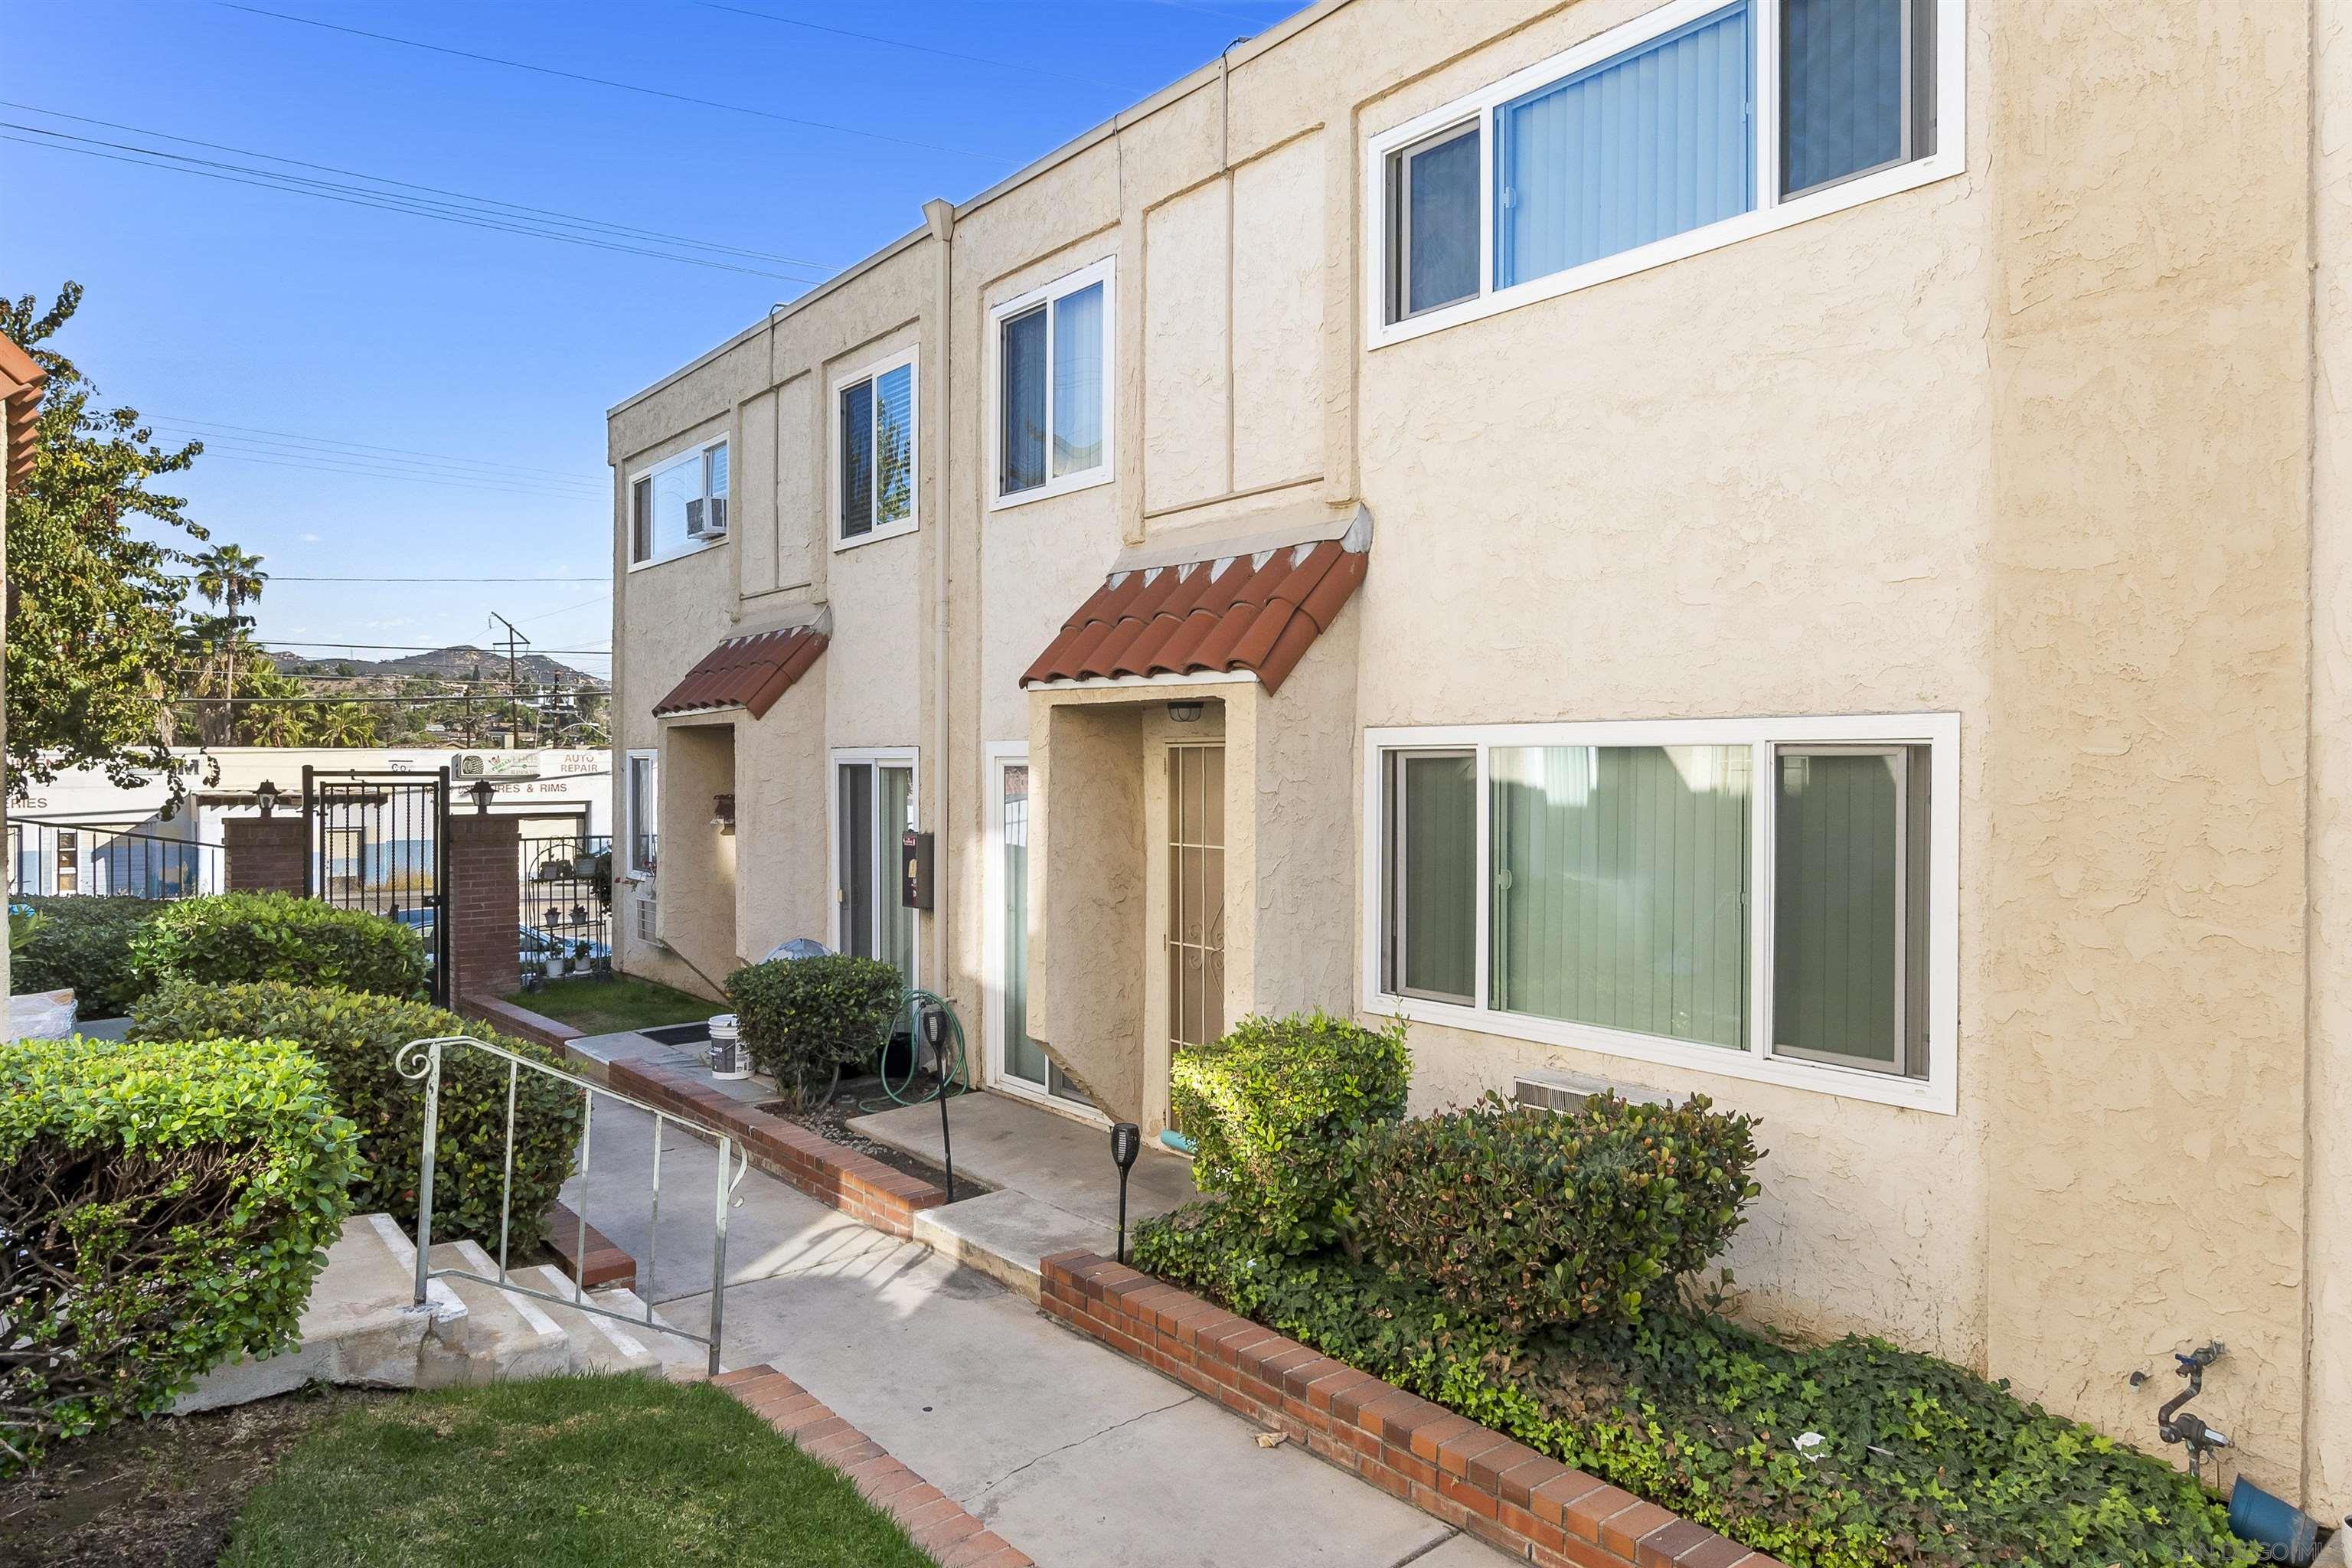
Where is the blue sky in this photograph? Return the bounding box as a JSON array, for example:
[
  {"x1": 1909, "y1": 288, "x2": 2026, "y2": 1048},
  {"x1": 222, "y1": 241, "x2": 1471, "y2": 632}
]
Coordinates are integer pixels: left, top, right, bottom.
[{"x1": 7, "y1": 0, "x2": 1298, "y2": 681}]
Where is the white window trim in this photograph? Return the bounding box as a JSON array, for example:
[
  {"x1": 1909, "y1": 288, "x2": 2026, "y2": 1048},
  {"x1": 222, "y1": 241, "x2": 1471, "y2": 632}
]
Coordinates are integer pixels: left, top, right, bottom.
[
  {"x1": 982, "y1": 741, "x2": 1113, "y2": 1126},
  {"x1": 828, "y1": 347, "x2": 920, "y2": 553},
  {"x1": 985, "y1": 256, "x2": 1117, "y2": 511},
  {"x1": 623, "y1": 747, "x2": 659, "y2": 880},
  {"x1": 1362, "y1": 0, "x2": 1968, "y2": 351},
  {"x1": 1360, "y1": 713, "x2": 1962, "y2": 1115},
  {"x1": 828, "y1": 746, "x2": 921, "y2": 988},
  {"x1": 626, "y1": 437, "x2": 732, "y2": 572}
]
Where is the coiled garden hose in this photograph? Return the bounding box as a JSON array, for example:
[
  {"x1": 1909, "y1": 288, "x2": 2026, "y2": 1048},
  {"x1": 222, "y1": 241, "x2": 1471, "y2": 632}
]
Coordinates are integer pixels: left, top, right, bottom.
[{"x1": 858, "y1": 988, "x2": 972, "y2": 1112}]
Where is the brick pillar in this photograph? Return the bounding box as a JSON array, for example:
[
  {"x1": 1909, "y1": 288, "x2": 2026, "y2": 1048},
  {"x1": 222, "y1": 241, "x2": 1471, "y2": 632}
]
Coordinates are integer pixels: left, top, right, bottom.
[
  {"x1": 447, "y1": 812, "x2": 520, "y2": 1003},
  {"x1": 224, "y1": 815, "x2": 305, "y2": 895}
]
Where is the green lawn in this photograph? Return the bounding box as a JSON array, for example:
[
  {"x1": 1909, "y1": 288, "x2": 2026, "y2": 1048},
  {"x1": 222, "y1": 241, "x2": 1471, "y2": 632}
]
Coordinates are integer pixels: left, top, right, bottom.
[
  {"x1": 502, "y1": 975, "x2": 718, "y2": 1036},
  {"x1": 220, "y1": 1374, "x2": 936, "y2": 1568}
]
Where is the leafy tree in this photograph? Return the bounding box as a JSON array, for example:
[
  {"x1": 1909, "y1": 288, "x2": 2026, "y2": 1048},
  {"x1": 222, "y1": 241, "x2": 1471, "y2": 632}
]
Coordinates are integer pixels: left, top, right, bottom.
[
  {"x1": 2, "y1": 283, "x2": 208, "y2": 799},
  {"x1": 309, "y1": 702, "x2": 379, "y2": 748}
]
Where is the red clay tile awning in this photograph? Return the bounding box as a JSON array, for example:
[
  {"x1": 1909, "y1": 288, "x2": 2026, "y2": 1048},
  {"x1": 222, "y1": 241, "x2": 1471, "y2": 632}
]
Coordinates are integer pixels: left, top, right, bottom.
[
  {"x1": 654, "y1": 625, "x2": 827, "y2": 719},
  {"x1": 1021, "y1": 536, "x2": 1367, "y2": 696}
]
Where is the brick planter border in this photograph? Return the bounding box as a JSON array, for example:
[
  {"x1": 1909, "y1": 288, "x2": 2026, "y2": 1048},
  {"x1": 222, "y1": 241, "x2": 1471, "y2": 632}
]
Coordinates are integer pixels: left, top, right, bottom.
[
  {"x1": 599, "y1": 1057, "x2": 947, "y2": 1237},
  {"x1": 459, "y1": 991, "x2": 583, "y2": 1054},
  {"x1": 714, "y1": 1364, "x2": 1032, "y2": 1567},
  {"x1": 1041, "y1": 1253, "x2": 1785, "y2": 1568}
]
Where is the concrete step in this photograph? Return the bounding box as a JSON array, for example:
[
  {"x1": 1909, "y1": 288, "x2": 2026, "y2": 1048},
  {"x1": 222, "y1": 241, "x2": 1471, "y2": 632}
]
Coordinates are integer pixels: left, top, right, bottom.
[
  {"x1": 590, "y1": 1282, "x2": 717, "y2": 1382},
  {"x1": 913, "y1": 1188, "x2": 1119, "y2": 1302},
  {"x1": 514, "y1": 1264, "x2": 665, "y2": 1377},
  {"x1": 420, "y1": 1240, "x2": 572, "y2": 1387},
  {"x1": 178, "y1": 1214, "x2": 464, "y2": 1413}
]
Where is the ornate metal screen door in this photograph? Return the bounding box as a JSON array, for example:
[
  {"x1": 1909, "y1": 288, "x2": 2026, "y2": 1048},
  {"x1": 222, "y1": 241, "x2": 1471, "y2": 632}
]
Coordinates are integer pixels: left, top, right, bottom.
[{"x1": 1166, "y1": 743, "x2": 1225, "y2": 1137}]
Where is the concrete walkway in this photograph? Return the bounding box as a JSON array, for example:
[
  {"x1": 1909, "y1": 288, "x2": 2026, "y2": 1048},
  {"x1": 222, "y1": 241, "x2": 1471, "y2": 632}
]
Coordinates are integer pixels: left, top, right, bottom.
[{"x1": 563, "y1": 1100, "x2": 1508, "y2": 1568}]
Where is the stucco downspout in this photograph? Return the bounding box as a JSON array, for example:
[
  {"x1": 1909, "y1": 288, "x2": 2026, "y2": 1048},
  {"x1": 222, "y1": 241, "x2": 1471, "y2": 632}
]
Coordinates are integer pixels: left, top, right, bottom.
[{"x1": 923, "y1": 197, "x2": 956, "y2": 1005}]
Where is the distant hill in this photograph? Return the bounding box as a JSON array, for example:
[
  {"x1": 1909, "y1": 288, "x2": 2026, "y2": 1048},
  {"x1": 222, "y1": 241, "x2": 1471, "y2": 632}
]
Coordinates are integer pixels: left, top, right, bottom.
[{"x1": 270, "y1": 645, "x2": 609, "y2": 689}]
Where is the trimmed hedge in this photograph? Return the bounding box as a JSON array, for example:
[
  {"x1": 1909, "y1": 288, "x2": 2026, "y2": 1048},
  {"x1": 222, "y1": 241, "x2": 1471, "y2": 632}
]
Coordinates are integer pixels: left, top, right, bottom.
[
  {"x1": 130, "y1": 982, "x2": 580, "y2": 1252},
  {"x1": 130, "y1": 893, "x2": 427, "y2": 998},
  {"x1": 1170, "y1": 1011, "x2": 1410, "y2": 1253},
  {"x1": 725, "y1": 954, "x2": 904, "y2": 1106},
  {"x1": 10, "y1": 896, "x2": 169, "y2": 1019},
  {"x1": 0, "y1": 1034, "x2": 361, "y2": 1476},
  {"x1": 1355, "y1": 1090, "x2": 1762, "y2": 1330},
  {"x1": 1134, "y1": 1219, "x2": 2256, "y2": 1568}
]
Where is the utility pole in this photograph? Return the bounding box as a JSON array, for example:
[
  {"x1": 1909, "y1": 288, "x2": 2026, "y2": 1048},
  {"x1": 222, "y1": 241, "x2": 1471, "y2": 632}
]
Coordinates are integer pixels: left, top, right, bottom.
[{"x1": 490, "y1": 613, "x2": 530, "y2": 750}]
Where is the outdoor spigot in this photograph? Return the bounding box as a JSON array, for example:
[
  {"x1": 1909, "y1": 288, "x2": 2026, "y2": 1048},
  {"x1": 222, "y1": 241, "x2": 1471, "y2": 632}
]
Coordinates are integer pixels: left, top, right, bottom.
[
  {"x1": 923, "y1": 1004, "x2": 955, "y2": 1201},
  {"x1": 1110, "y1": 1122, "x2": 1141, "y2": 1263},
  {"x1": 2158, "y1": 1341, "x2": 2230, "y2": 1482}
]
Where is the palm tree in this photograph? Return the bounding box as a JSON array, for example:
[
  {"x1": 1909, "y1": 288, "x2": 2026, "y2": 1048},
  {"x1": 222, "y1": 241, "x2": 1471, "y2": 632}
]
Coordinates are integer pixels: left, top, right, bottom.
[
  {"x1": 243, "y1": 701, "x2": 309, "y2": 748},
  {"x1": 190, "y1": 544, "x2": 268, "y2": 721},
  {"x1": 312, "y1": 702, "x2": 378, "y2": 748}
]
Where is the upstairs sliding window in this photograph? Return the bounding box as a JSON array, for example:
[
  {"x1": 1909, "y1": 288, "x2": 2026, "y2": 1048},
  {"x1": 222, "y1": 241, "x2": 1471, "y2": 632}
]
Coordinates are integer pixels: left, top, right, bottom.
[
  {"x1": 836, "y1": 350, "x2": 916, "y2": 547},
  {"x1": 1380, "y1": 0, "x2": 1949, "y2": 332},
  {"x1": 993, "y1": 260, "x2": 1114, "y2": 505}
]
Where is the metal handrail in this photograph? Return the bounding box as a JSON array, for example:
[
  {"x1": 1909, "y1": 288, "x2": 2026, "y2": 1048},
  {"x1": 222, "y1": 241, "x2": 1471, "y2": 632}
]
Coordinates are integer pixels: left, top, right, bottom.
[{"x1": 394, "y1": 1034, "x2": 750, "y2": 1377}]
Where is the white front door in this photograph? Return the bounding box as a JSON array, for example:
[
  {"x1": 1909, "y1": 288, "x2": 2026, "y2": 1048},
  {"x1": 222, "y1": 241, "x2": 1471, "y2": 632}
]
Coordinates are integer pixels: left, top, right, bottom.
[{"x1": 988, "y1": 748, "x2": 1089, "y2": 1108}]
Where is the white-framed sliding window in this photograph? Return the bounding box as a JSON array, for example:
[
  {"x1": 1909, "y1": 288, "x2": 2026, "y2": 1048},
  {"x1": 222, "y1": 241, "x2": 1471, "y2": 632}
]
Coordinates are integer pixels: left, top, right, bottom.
[
  {"x1": 987, "y1": 257, "x2": 1115, "y2": 509},
  {"x1": 1362, "y1": 713, "x2": 1960, "y2": 1113},
  {"x1": 624, "y1": 748, "x2": 660, "y2": 878},
  {"x1": 1364, "y1": 0, "x2": 1965, "y2": 348},
  {"x1": 831, "y1": 347, "x2": 918, "y2": 550},
  {"x1": 626, "y1": 437, "x2": 730, "y2": 569},
  {"x1": 830, "y1": 747, "x2": 920, "y2": 988}
]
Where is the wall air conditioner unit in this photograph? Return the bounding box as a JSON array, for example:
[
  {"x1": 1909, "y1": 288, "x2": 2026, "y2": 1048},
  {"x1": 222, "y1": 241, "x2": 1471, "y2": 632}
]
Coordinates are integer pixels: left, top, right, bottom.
[
  {"x1": 1511, "y1": 1069, "x2": 1672, "y2": 1116},
  {"x1": 684, "y1": 497, "x2": 727, "y2": 540}
]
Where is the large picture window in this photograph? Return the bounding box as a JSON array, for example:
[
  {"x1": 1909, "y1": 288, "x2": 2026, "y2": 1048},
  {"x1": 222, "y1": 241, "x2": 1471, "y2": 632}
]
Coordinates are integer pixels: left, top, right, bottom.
[
  {"x1": 991, "y1": 259, "x2": 1113, "y2": 506},
  {"x1": 835, "y1": 349, "x2": 916, "y2": 547},
  {"x1": 1371, "y1": 0, "x2": 1959, "y2": 341},
  {"x1": 1367, "y1": 715, "x2": 1958, "y2": 1111}
]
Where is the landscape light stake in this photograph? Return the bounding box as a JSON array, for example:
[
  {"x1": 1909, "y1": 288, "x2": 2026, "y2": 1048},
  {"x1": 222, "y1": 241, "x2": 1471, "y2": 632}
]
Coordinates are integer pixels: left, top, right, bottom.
[
  {"x1": 1110, "y1": 1122, "x2": 1141, "y2": 1263},
  {"x1": 923, "y1": 1004, "x2": 955, "y2": 1200}
]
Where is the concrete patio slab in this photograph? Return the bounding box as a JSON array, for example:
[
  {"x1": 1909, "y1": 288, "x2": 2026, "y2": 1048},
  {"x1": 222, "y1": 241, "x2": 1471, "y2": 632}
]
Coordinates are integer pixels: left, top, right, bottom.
[
  {"x1": 556, "y1": 1099, "x2": 1509, "y2": 1566},
  {"x1": 851, "y1": 1090, "x2": 1198, "y2": 1228},
  {"x1": 913, "y1": 1188, "x2": 1116, "y2": 1300}
]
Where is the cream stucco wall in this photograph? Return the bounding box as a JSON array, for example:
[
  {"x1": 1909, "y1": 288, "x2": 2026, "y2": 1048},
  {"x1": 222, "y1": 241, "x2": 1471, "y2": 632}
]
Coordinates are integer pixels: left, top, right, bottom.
[{"x1": 607, "y1": 0, "x2": 2349, "y2": 1514}]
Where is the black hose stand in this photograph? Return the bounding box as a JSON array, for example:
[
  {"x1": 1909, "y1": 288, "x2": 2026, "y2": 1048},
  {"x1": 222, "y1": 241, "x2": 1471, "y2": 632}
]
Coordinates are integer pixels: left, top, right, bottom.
[{"x1": 922, "y1": 1003, "x2": 955, "y2": 1201}]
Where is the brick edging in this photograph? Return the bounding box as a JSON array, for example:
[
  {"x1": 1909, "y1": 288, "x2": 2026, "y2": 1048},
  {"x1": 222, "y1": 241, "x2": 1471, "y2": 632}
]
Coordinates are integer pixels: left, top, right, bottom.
[
  {"x1": 1040, "y1": 1253, "x2": 1786, "y2": 1568},
  {"x1": 599, "y1": 1056, "x2": 946, "y2": 1237},
  {"x1": 459, "y1": 991, "x2": 583, "y2": 1053},
  {"x1": 715, "y1": 1364, "x2": 1032, "y2": 1567}
]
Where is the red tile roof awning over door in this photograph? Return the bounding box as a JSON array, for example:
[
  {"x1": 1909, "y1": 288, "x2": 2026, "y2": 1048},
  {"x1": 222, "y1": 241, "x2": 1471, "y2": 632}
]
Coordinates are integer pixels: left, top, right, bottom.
[
  {"x1": 1021, "y1": 537, "x2": 1367, "y2": 695},
  {"x1": 654, "y1": 626, "x2": 827, "y2": 718}
]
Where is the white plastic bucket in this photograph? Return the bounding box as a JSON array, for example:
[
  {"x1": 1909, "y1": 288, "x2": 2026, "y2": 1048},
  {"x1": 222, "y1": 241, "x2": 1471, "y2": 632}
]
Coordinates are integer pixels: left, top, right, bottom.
[{"x1": 707, "y1": 1014, "x2": 748, "y2": 1080}]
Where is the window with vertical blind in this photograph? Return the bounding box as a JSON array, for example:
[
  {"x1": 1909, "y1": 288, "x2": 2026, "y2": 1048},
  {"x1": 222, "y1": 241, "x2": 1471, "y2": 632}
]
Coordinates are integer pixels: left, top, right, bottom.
[
  {"x1": 1370, "y1": 0, "x2": 1961, "y2": 341},
  {"x1": 991, "y1": 259, "x2": 1115, "y2": 506},
  {"x1": 1367, "y1": 715, "x2": 1958, "y2": 1111},
  {"x1": 835, "y1": 751, "x2": 917, "y2": 988},
  {"x1": 834, "y1": 348, "x2": 917, "y2": 548}
]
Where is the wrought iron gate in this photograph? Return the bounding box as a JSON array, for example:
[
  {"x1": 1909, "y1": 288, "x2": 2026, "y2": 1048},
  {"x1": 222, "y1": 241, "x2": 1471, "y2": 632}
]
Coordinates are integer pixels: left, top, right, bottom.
[{"x1": 304, "y1": 766, "x2": 452, "y2": 1005}]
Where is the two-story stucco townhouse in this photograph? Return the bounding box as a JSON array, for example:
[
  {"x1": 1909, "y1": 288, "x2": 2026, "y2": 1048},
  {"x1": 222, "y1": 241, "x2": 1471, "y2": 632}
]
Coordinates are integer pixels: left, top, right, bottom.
[{"x1": 609, "y1": 0, "x2": 2352, "y2": 1516}]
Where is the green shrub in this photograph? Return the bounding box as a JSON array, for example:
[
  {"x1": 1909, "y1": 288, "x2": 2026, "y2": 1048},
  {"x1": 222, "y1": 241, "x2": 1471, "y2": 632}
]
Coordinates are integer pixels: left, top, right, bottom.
[
  {"x1": 1354, "y1": 1091, "x2": 1760, "y2": 1331},
  {"x1": 11, "y1": 896, "x2": 170, "y2": 1019},
  {"x1": 129, "y1": 982, "x2": 580, "y2": 1251},
  {"x1": 725, "y1": 954, "x2": 905, "y2": 1106},
  {"x1": 1171, "y1": 1011, "x2": 1411, "y2": 1253},
  {"x1": 0, "y1": 1034, "x2": 361, "y2": 1476},
  {"x1": 130, "y1": 892, "x2": 427, "y2": 998},
  {"x1": 1135, "y1": 1217, "x2": 2256, "y2": 1568}
]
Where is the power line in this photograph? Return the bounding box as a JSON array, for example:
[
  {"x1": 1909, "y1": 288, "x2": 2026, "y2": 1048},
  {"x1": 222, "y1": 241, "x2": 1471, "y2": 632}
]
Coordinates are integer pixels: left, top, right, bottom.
[
  {"x1": 170, "y1": 446, "x2": 602, "y2": 500},
  {"x1": 265, "y1": 576, "x2": 610, "y2": 583},
  {"x1": 513, "y1": 593, "x2": 612, "y2": 624},
  {"x1": 1, "y1": 130, "x2": 827, "y2": 285},
  {"x1": 217, "y1": 3, "x2": 1011, "y2": 162},
  {"x1": 692, "y1": 3, "x2": 1126, "y2": 89},
  {"x1": 0, "y1": 102, "x2": 844, "y2": 273},
  {"x1": 0, "y1": 103, "x2": 846, "y2": 275},
  {"x1": 155, "y1": 433, "x2": 603, "y2": 501},
  {"x1": 148, "y1": 413, "x2": 606, "y2": 485},
  {"x1": 251, "y1": 639, "x2": 610, "y2": 652}
]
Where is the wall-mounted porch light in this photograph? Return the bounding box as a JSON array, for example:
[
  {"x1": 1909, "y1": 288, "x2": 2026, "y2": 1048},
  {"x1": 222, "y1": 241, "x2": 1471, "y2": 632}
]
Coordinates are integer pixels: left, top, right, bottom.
[{"x1": 1166, "y1": 700, "x2": 1204, "y2": 724}]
